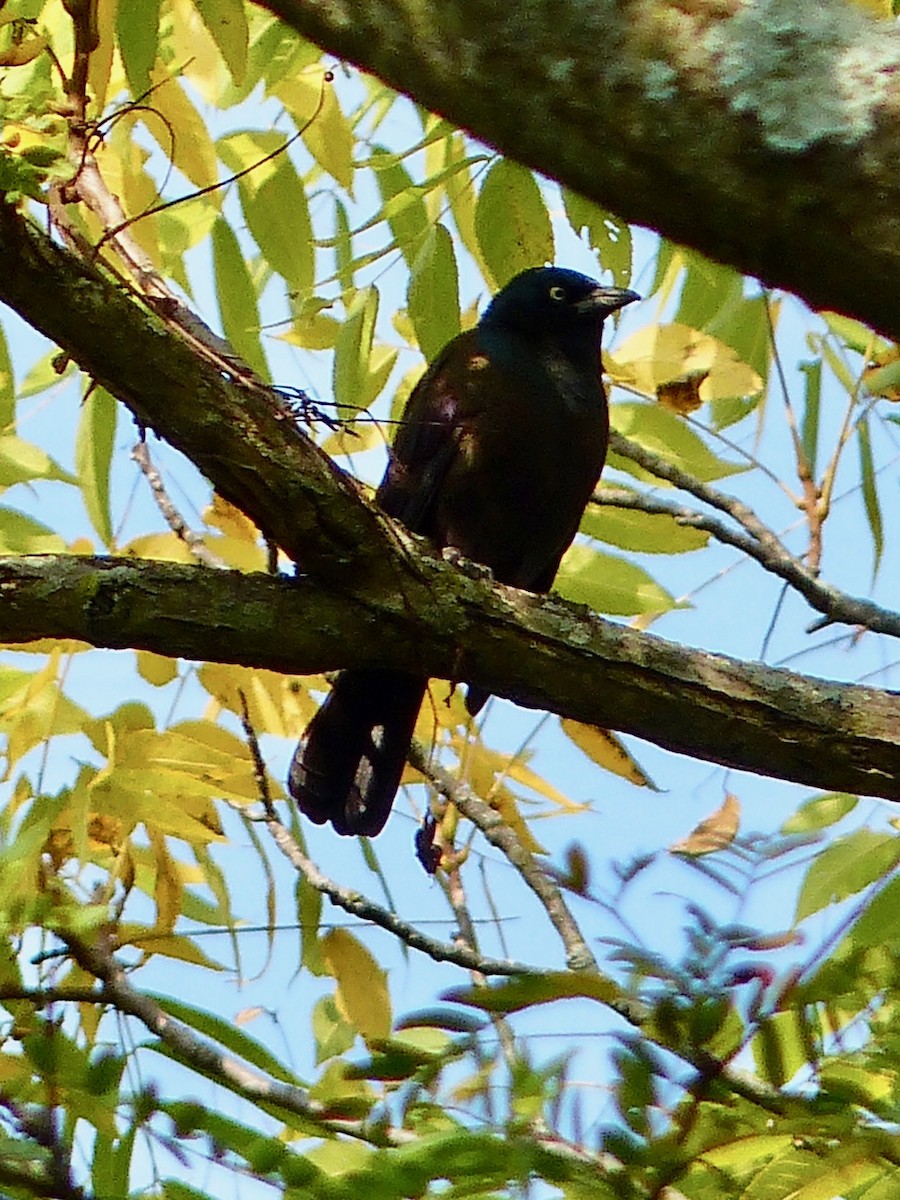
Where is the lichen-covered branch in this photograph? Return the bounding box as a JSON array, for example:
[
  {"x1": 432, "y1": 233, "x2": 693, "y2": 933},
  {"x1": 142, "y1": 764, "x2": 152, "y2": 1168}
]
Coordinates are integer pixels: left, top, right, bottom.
[
  {"x1": 255, "y1": 0, "x2": 900, "y2": 341},
  {"x1": 1, "y1": 554, "x2": 898, "y2": 801}
]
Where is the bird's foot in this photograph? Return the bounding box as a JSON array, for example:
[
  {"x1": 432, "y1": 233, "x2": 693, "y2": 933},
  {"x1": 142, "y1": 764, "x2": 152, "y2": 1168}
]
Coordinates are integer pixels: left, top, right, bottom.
[{"x1": 442, "y1": 546, "x2": 494, "y2": 582}]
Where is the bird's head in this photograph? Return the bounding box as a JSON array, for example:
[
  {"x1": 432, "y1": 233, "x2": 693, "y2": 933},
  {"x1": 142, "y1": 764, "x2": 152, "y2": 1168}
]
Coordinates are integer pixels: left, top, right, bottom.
[{"x1": 481, "y1": 267, "x2": 639, "y2": 344}]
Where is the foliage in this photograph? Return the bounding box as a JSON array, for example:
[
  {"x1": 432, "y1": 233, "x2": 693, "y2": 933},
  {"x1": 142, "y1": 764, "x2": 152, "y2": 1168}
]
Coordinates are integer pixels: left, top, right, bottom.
[{"x1": 0, "y1": 2, "x2": 898, "y2": 1199}]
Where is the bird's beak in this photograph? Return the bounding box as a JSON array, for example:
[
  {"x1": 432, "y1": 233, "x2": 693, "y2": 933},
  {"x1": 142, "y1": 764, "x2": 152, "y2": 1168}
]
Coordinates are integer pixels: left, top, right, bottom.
[{"x1": 580, "y1": 286, "x2": 641, "y2": 315}]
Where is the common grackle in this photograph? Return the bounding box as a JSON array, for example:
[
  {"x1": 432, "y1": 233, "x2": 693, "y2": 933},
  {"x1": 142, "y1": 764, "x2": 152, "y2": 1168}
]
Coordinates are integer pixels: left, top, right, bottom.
[{"x1": 289, "y1": 267, "x2": 639, "y2": 837}]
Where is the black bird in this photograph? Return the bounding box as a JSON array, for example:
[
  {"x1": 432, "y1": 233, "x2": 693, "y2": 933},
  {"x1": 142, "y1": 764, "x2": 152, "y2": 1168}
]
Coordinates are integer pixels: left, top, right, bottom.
[{"x1": 289, "y1": 267, "x2": 639, "y2": 837}]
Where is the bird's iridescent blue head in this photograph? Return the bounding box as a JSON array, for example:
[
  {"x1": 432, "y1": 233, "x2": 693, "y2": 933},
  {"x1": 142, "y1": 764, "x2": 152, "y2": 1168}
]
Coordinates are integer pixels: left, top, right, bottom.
[{"x1": 482, "y1": 267, "x2": 639, "y2": 340}]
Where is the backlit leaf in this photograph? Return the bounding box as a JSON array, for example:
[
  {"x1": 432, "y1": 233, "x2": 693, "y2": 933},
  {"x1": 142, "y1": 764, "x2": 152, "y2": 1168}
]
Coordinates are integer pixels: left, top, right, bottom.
[
  {"x1": 608, "y1": 322, "x2": 762, "y2": 404},
  {"x1": 321, "y1": 928, "x2": 392, "y2": 1044},
  {"x1": 562, "y1": 720, "x2": 656, "y2": 788},
  {"x1": 610, "y1": 402, "x2": 745, "y2": 482},
  {"x1": 407, "y1": 225, "x2": 460, "y2": 361},
  {"x1": 192, "y1": 0, "x2": 249, "y2": 83},
  {"x1": 583, "y1": 493, "x2": 709, "y2": 554},
  {"x1": 475, "y1": 160, "x2": 553, "y2": 290},
  {"x1": 75, "y1": 386, "x2": 116, "y2": 548},
  {"x1": 333, "y1": 286, "x2": 379, "y2": 418},
  {"x1": 117, "y1": 0, "x2": 160, "y2": 96},
  {"x1": 212, "y1": 217, "x2": 269, "y2": 380},
  {"x1": 555, "y1": 544, "x2": 677, "y2": 616}
]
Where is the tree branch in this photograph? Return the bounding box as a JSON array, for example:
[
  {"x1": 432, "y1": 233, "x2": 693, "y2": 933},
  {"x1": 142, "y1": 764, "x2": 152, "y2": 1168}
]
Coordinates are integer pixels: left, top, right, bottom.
[
  {"x1": 255, "y1": 0, "x2": 900, "y2": 341},
  {"x1": 1, "y1": 554, "x2": 898, "y2": 801}
]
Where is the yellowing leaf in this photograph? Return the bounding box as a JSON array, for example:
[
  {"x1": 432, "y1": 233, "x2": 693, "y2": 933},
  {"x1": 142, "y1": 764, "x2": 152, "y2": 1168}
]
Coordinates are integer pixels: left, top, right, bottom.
[
  {"x1": 136, "y1": 651, "x2": 179, "y2": 688},
  {"x1": 192, "y1": 0, "x2": 249, "y2": 83},
  {"x1": 204, "y1": 493, "x2": 258, "y2": 541},
  {"x1": 610, "y1": 402, "x2": 745, "y2": 483},
  {"x1": 562, "y1": 720, "x2": 657, "y2": 789},
  {"x1": 273, "y1": 72, "x2": 354, "y2": 190},
  {"x1": 608, "y1": 322, "x2": 762, "y2": 404},
  {"x1": 320, "y1": 929, "x2": 391, "y2": 1044},
  {"x1": 670, "y1": 793, "x2": 741, "y2": 855},
  {"x1": 475, "y1": 160, "x2": 553, "y2": 290},
  {"x1": 147, "y1": 66, "x2": 219, "y2": 191},
  {"x1": 555, "y1": 544, "x2": 677, "y2": 616}
]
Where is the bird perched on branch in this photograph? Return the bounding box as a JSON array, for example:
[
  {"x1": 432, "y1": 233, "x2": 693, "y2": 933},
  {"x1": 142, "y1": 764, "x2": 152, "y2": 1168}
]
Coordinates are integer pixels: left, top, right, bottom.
[{"x1": 289, "y1": 266, "x2": 639, "y2": 837}]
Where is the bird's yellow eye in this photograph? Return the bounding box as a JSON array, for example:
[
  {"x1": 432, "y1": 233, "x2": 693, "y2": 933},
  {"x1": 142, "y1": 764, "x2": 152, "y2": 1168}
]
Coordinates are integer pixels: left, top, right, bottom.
[{"x1": 548, "y1": 285, "x2": 566, "y2": 302}]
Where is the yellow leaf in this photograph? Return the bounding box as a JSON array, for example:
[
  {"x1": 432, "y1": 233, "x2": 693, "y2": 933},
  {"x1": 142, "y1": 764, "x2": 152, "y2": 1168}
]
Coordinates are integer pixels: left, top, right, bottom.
[
  {"x1": 136, "y1": 651, "x2": 179, "y2": 687},
  {"x1": 321, "y1": 929, "x2": 391, "y2": 1044},
  {"x1": 562, "y1": 720, "x2": 657, "y2": 789},
  {"x1": 148, "y1": 830, "x2": 182, "y2": 935},
  {"x1": 204, "y1": 493, "x2": 259, "y2": 541},
  {"x1": 148, "y1": 65, "x2": 219, "y2": 191},
  {"x1": 670, "y1": 793, "x2": 741, "y2": 856},
  {"x1": 607, "y1": 323, "x2": 762, "y2": 403}
]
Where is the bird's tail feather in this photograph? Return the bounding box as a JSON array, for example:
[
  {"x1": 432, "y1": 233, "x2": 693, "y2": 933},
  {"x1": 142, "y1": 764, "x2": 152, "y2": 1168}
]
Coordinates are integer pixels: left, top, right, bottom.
[{"x1": 288, "y1": 670, "x2": 426, "y2": 837}]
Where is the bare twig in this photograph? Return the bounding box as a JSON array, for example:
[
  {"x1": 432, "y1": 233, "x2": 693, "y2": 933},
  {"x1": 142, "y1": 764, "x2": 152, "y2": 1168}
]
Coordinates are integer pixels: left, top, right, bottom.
[
  {"x1": 407, "y1": 740, "x2": 599, "y2": 975},
  {"x1": 607, "y1": 432, "x2": 900, "y2": 638},
  {"x1": 263, "y1": 815, "x2": 541, "y2": 977},
  {"x1": 131, "y1": 440, "x2": 228, "y2": 568},
  {"x1": 61, "y1": 932, "x2": 395, "y2": 1140}
]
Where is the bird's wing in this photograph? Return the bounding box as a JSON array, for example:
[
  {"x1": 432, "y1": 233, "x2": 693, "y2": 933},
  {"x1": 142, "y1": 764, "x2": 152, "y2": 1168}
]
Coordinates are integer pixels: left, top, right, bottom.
[{"x1": 376, "y1": 329, "x2": 482, "y2": 533}]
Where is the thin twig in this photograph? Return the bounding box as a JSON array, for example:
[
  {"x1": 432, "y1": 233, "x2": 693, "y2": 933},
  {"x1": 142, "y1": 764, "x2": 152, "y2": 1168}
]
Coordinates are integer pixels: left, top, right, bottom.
[
  {"x1": 131, "y1": 440, "x2": 227, "y2": 567},
  {"x1": 263, "y1": 815, "x2": 541, "y2": 977},
  {"x1": 606, "y1": 433, "x2": 900, "y2": 638},
  {"x1": 408, "y1": 740, "x2": 599, "y2": 975}
]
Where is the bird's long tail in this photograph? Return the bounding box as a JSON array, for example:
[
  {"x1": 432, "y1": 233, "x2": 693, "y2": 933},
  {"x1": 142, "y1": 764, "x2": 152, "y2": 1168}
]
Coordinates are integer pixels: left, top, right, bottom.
[{"x1": 288, "y1": 670, "x2": 426, "y2": 836}]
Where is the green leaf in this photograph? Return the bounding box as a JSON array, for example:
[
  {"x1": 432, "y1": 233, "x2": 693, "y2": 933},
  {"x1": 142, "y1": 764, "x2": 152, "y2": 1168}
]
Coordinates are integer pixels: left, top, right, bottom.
[
  {"x1": 582, "y1": 495, "x2": 709, "y2": 554},
  {"x1": 407, "y1": 225, "x2": 460, "y2": 361},
  {"x1": 610, "y1": 403, "x2": 745, "y2": 482},
  {"x1": 676, "y1": 251, "x2": 745, "y2": 333},
  {"x1": 75, "y1": 387, "x2": 116, "y2": 548},
  {"x1": 857, "y1": 413, "x2": 883, "y2": 581},
  {"x1": 0, "y1": 509, "x2": 65, "y2": 554},
  {"x1": 150, "y1": 994, "x2": 306, "y2": 1086},
  {"x1": 562, "y1": 188, "x2": 632, "y2": 287},
  {"x1": 0, "y1": 434, "x2": 75, "y2": 487},
  {"x1": 334, "y1": 196, "x2": 354, "y2": 290},
  {"x1": 192, "y1": 0, "x2": 249, "y2": 83},
  {"x1": 117, "y1": 0, "x2": 160, "y2": 96},
  {"x1": 555, "y1": 544, "x2": 678, "y2": 616},
  {"x1": 475, "y1": 160, "x2": 553, "y2": 290},
  {"x1": 800, "y1": 359, "x2": 822, "y2": 476},
  {"x1": 751, "y1": 1012, "x2": 808, "y2": 1088},
  {"x1": 211, "y1": 217, "x2": 269, "y2": 381},
  {"x1": 371, "y1": 145, "x2": 430, "y2": 268},
  {"x1": 219, "y1": 131, "x2": 314, "y2": 292},
  {"x1": 333, "y1": 286, "x2": 379, "y2": 418},
  {"x1": 444, "y1": 971, "x2": 625, "y2": 1014},
  {"x1": 782, "y1": 792, "x2": 857, "y2": 833},
  {"x1": 795, "y1": 830, "x2": 900, "y2": 922},
  {"x1": 0, "y1": 322, "x2": 14, "y2": 429},
  {"x1": 841, "y1": 874, "x2": 900, "y2": 950}
]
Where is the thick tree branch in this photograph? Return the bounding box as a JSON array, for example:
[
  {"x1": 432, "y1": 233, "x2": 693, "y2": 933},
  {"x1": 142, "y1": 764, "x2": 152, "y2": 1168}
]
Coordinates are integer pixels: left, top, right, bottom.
[
  {"x1": 1, "y1": 207, "x2": 898, "y2": 800},
  {"x1": 2, "y1": 555, "x2": 899, "y2": 801},
  {"x1": 256, "y1": 0, "x2": 900, "y2": 341}
]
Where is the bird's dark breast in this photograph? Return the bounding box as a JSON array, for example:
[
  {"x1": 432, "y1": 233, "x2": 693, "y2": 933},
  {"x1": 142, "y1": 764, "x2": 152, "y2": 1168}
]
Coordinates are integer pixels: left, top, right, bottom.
[{"x1": 430, "y1": 368, "x2": 608, "y2": 589}]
